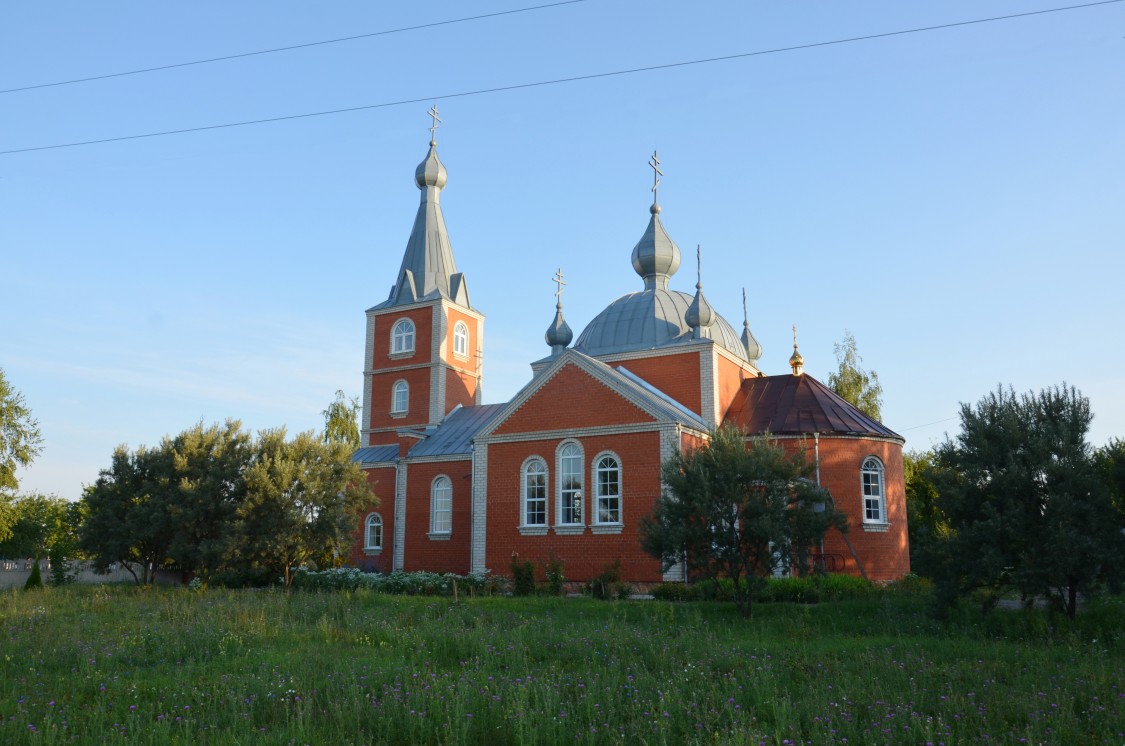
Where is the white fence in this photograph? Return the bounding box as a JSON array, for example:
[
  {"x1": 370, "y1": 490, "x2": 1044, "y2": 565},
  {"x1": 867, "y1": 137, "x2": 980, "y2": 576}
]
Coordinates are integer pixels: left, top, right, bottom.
[{"x1": 0, "y1": 558, "x2": 141, "y2": 589}]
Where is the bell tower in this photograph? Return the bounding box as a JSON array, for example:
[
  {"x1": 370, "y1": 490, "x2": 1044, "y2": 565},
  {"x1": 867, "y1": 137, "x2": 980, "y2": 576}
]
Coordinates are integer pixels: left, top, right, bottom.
[{"x1": 362, "y1": 108, "x2": 484, "y2": 446}]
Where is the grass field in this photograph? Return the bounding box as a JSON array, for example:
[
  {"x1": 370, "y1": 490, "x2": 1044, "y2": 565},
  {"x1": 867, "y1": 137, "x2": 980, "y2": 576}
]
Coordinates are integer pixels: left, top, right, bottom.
[{"x1": 1, "y1": 584, "x2": 1122, "y2": 744}]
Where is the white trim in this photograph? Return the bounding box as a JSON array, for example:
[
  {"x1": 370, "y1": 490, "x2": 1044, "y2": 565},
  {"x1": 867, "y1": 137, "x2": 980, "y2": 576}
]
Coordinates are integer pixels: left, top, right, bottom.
[
  {"x1": 470, "y1": 442, "x2": 488, "y2": 573},
  {"x1": 520, "y1": 455, "x2": 549, "y2": 529},
  {"x1": 430, "y1": 474, "x2": 453, "y2": 535},
  {"x1": 363, "y1": 512, "x2": 384, "y2": 551},
  {"x1": 861, "y1": 455, "x2": 887, "y2": 524},
  {"x1": 591, "y1": 449, "x2": 623, "y2": 527},
  {"x1": 453, "y1": 321, "x2": 469, "y2": 359},
  {"x1": 391, "y1": 379, "x2": 409, "y2": 414},
  {"x1": 430, "y1": 303, "x2": 446, "y2": 424},
  {"x1": 390, "y1": 318, "x2": 416, "y2": 356},
  {"x1": 555, "y1": 439, "x2": 585, "y2": 527},
  {"x1": 393, "y1": 461, "x2": 407, "y2": 571}
]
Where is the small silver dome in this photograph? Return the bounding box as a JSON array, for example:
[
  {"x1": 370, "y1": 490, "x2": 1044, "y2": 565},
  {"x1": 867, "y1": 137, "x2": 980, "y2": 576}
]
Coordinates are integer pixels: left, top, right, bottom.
[{"x1": 415, "y1": 141, "x2": 448, "y2": 189}]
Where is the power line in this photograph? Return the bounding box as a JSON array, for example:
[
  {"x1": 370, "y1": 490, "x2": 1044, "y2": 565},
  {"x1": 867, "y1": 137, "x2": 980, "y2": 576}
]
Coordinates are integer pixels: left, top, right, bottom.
[
  {"x1": 2, "y1": 0, "x2": 1120, "y2": 156},
  {"x1": 0, "y1": 0, "x2": 589, "y2": 95}
]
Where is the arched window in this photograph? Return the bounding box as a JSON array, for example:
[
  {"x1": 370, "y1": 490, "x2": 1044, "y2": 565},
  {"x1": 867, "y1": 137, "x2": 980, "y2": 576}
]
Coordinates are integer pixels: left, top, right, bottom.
[
  {"x1": 365, "y1": 513, "x2": 383, "y2": 550},
  {"x1": 594, "y1": 453, "x2": 621, "y2": 524},
  {"x1": 557, "y1": 441, "x2": 584, "y2": 526},
  {"x1": 861, "y1": 456, "x2": 886, "y2": 523},
  {"x1": 391, "y1": 319, "x2": 415, "y2": 355},
  {"x1": 522, "y1": 458, "x2": 548, "y2": 527},
  {"x1": 431, "y1": 476, "x2": 452, "y2": 534},
  {"x1": 391, "y1": 380, "x2": 409, "y2": 414},
  {"x1": 453, "y1": 321, "x2": 469, "y2": 357}
]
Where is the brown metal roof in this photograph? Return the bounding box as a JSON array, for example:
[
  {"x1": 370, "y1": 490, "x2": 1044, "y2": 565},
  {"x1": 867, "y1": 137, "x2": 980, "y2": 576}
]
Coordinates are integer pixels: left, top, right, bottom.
[{"x1": 725, "y1": 373, "x2": 903, "y2": 441}]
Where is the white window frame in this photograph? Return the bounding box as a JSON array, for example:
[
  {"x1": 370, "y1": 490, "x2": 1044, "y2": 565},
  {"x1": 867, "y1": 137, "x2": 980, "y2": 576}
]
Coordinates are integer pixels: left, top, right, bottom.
[
  {"x1": 364, "y1": 513, "x2": 383, "y2": 550},
  {"x1": 593, "y1": 451, "x2": 622, "y2": 526},
  {"x1": 430, "y1": 476, "x2": 452, "y2": 536},
  {"x1": 861, "y1": 456, "x2": 886, "y2": 524},
  {"x1": 556, "y1": 440, "x2": 584, "y2": 529},
  {"x1": 453, "y1": 321, "x2": 469, "y2": 358},
  {"x1": 521, "y1": 457, "x2": 548, "y2": 529},
  {"x1": 391, "y1": 318, "x2": 415, "y2": 355},
  {"x1": 391, "y1": 380, "x2": 409, "y2": 414}
]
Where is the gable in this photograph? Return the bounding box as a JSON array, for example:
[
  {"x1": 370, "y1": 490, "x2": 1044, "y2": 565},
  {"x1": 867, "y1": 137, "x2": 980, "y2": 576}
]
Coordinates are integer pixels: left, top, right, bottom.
[{"x1": 492, "y1": 362, "x2": 656, "y2": 436}]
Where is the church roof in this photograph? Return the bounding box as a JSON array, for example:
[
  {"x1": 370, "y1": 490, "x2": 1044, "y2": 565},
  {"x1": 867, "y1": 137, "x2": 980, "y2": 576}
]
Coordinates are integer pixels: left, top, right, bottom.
[
  {"x1": 408, "y1": 403, "x2": 507, "y2": 458},
  {"x1": 573, "y1": 156, "x2": 750, "y2": 361},
  {"x1": 372, "y1": 110, "x2": 471, "y2": 311},
  {"x1": 352, "y1": 444, "x2": 399, "y2": 465},
  {"x1": 725, "y1": 373, "x2": 902, "y2": 441}
]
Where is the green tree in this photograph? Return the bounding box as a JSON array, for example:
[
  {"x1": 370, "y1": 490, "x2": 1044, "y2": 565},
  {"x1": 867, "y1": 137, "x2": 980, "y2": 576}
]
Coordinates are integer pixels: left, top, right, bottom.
[
  {"x1": 236, "y1": 428, "x2": 375, "y2": 588},
  {"x1": 0, "y1": 492, "x2": 73, "y2": 559},
  {"x1": 640, "y1": 426, "x2": 847, "y2": 617},
  {"x1": 322, "y1": 390, "x2": 361, "y2": 448},
  {"x1": 935, "y1": 384, "x2": 1125, "y2": 618},
  {"x1": 0, "y1": 367, "x2": 44, "y2": 493},
  {"x1": 903, "y1": 450, "x2": 949, "y2": 579},
  {"x1": 1093, "y1": 438, "x2": 1125, "y2": 525},
  {"x1": 827, "y1": 331, "x2": 884, "y2": 422},
  {"x1": 163, "y1": 420, "x2": 251, "y2": 584},
  {"x1": 81, "y1": 444, "x2": 176, "y2": 584}
]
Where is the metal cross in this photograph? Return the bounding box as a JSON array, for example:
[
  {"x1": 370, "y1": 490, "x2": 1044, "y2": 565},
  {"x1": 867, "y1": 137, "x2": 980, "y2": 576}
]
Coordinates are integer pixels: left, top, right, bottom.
[
  {"x1": 552, "y1": 268, "x2": 567, "y2": 306},
  {"x1": 648, "y1": 150, "x2": 663, "y2": 197},
  {"x1": 428, "y1": 105, "x2": 442, "y2": 140},
  {"x1": 695, "y1": 244, "x2": 703, "y2": 287},
  {"x1": 742, "y1": 288, "x2": 749, "y2": 327},
  {"x1": 792, "y1": 324, "x2": 799, "y2": 348}
]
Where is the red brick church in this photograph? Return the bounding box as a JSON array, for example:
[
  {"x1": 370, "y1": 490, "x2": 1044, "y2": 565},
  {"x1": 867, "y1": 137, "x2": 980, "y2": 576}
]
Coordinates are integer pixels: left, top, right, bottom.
[{"x1": 347, "y1": 117, "x2": 909, "y2": 584}]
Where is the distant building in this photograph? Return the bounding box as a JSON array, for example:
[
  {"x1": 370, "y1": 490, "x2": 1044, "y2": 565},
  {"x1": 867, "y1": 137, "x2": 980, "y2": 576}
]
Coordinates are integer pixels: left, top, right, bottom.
[{"x1": 347, "y1": 117, "x2": 909, "y2": 584}]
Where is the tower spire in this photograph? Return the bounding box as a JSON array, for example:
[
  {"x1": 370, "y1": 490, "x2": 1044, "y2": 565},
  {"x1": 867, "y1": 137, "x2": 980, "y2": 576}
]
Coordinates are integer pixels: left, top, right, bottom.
[
  {"x1": 789, "y1": 324, "x2": 805, "y2": 376},
  {"x1": 685, "y1": 244, "x2": 715, "y2": 338},
  {"x1": 545, "y1": 268, "x2": 573, "y2": 355},
  {"x1": 740, "y1": 288, "x2": 763, "y2": 362},
  {"x1": 631, "y1": 151, "x2": 681, "y2": 290},
  {"x1": 379, "y1": 107, "x2": 470, "y2": 309}
]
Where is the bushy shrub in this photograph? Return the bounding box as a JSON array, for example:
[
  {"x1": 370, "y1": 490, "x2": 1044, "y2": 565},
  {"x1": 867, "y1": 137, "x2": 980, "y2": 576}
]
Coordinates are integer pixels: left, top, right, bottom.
[
  {"x1": 23, "y1": 559, "x2": 43, "y2": 590},
  {"x1": 48, "y1": 549, "x2": 77, "y2": 587},
  {"x1": 883, "y1": 573, "x2": 933, "y2": 597},
  {"x1": 544, "y1": 551, "x2": 566, "y2": 596},
  {"x1": 510, "y1": 555, "x2": 536, "y2": 597},
  {"x1": 587, "y1": 560, "x2": 631, "y2": 600},
  {"x1": 289, "y1": 567, "x2": 496, "y2": 596},
  {"x1": 651, "y1": 582, "x2": 700, "y2": 602}
]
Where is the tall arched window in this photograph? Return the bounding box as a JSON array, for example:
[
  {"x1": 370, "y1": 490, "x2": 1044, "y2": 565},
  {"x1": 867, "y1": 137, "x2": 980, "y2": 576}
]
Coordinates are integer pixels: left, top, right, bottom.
[
  {"x1": 431, "y1": 476, "x2": 452, "y2": 534},
  {"x1": 391, "y1": 319, "x2": 415, "y2": 355},
  {"x1": 365, "y1": 513, "x2": 383, "y2": 550},
  {"x1": 861, "y1": 456, "x2": 886, "y2": 523},
  {"x1": 594, "y1": 453, "x2": 621, "y2": 524},
  {"x1": 391, "y1": 380, "x2": 409, "y2": 414},
  {"x1": 557, "y1": 441, "x2": 584, "y2": 526},
  {"x1": 453, "y1": 321, "x2": 469, "y2": 357},
  {"x1": 522, "y1": 458, "x2": 548, "y2": 527}
]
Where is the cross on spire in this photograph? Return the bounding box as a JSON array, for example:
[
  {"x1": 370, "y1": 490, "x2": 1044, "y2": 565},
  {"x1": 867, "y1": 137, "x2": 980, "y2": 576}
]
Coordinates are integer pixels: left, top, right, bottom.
[
  {"x1": 428, "y1": 104, "x2": 442, "y2": 142},
  {"x1": 695, "y1": 244, "x2": 703, "y2": 289},
  {"x1": 552, "y1": 268, "x2": 567, "y2": 307},
  {"x1": 648, "y1": 150, "x2": 663, "y2": 203},
  {"x1": 742, "y1": 288, "x2": 749, "y2": 327},
  {"x1": 793, "y1": 324, "x2": 799, "y2": 348}
]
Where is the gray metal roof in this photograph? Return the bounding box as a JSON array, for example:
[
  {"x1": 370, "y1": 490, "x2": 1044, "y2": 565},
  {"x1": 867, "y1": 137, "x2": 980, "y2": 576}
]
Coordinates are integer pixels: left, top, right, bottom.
[
  {"x1": 372, "y1": 136, "x2": 471, "y2": 311},
  {"x1": 574, "y1": 287, "x2": 747, "y2": 360},
  {"x1": 613, "y1": 365, "x2": 709, "y2": 429},
  {"x1": 352, "y1": 444, "x2": 398, "y2": 465},
  {"x1": 408, "y1": 403, "x2": 507, "y2": 458}
]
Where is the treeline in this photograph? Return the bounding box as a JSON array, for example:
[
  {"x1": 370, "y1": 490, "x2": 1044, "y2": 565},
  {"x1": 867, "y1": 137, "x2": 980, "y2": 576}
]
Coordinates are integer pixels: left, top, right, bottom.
[
  {"x1": 903, "y1": 384, "x2": 1125, "y2": 618},
  {"x1": 81, "y1": 416, "x2": 375, "y2": 588}
]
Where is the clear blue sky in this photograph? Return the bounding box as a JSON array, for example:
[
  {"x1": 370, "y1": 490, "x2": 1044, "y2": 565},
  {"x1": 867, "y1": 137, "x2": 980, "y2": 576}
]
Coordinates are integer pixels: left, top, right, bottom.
[{"x1": 3, "y1": 0, "x2": 1123, "y2": 500}]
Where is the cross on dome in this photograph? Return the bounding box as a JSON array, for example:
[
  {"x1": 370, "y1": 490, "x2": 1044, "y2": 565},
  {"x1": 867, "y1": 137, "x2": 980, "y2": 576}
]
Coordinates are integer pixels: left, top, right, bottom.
[
  {"x1": 428, "y1": 104, "x2": 442, "y2": 143},
  {"x1": 552, "y1": 267, "x2": 567, "y2": 307},
  {"x1": 648, "y1": 150, "x2": 663, "y2": 214}
]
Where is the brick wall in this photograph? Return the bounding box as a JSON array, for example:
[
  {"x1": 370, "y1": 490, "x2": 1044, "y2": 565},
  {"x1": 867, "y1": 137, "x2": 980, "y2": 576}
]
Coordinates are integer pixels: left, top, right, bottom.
[
  {"x1": 609, "y1": 351, "x2": 702, "y2": 416},
  {"x1": 401, "y1": 459, "x2": 474, "y2": 575},
  {"x1": 347, "y1": 466, "x2": 395, "y2": 573},
  {"x1": 493, "y1": 364, "x2": 655, "y2": 435}
]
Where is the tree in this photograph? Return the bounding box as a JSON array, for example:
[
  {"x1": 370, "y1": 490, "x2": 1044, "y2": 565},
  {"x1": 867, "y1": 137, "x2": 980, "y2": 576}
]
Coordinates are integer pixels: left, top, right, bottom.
[
  {"x1": 322, "y1": 390, "x2": 361, "y2": 448},
  {"x1": 162, "y1": 420, "x2": 251, "y2": 584},
  {"x1": 640, "y1": 426, "x2": 847, "y2": 617},
  {"x1": 236, "y1": 428, "x2": 375, "y2": 588},
  {"x1": 81, "y1": 444, "x2": 176, "y2": 584},
  {"x1": 0, "y1": 367, "x2": 43, "y2": 493},
  {"x1": 0, "y1": 492, "x2": 74, "y2": 559},
  {"x1": 934, "y1": 384, "x2": 1125, "y2": 618},
  {"x1": 827, "y1": 332, "x2": 884, "y2": 422},
  {"x1": 1093, "y1": 438, "x2": 1125, "y2": 527},
  {"x1": 903, "y1": 450, "x2": 949, "y2": 579}
]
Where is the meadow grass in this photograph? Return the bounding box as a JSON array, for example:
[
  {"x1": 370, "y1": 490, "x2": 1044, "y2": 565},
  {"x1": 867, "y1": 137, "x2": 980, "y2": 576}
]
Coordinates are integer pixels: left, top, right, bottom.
[{"x1": 1, "y1": 584, "x2": 1122, "y2": 744}]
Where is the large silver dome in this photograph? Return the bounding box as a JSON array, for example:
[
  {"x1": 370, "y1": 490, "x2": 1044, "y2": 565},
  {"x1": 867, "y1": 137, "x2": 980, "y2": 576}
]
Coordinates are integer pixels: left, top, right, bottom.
[{"x1": 574, "y1": 287, "x2": 748, "y2": 360}]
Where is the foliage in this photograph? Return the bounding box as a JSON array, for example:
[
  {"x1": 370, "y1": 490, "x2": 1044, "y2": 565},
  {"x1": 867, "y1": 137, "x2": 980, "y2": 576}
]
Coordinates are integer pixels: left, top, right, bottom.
[
  {"x1": 2, "y1": 586, "x2": 1122, "y2": 744},
  {"x1": 543, "y1": 550, "x2": 566, "y2": 596},
  {"x1": 80, "y1": 444, "x2": 176, "y2": 584},
  {"x1": 163, "y1": 420, "x2": 252, "y2": 584},
  {"x1": 903, "y1": 449, "x2": 949, "y2": 578},
  {"x1": 22, "y1": 558, "x2": 43, "y2": 589},
  {"x1": 0, "y1": 492, "x2": 80, "y2": 560},
  {"x1": 641, "y1": 426, "x2": 848, "y2": 617},
  {"x1": 0, "y1": 367, "x2": 43, "y2": 495},
  {"x1": 290, "y1": 567, "x2": 494, "y2": 595},
  {"x1": 827, "y1": 331, "x2": 884, "y2": 422},
  {"x1": 586, "y1": 559, "x2": 630, "y2": 600},
  {"x1": 1094, "y1": 437, "x2": 1125, "y2": 525},
  {"x1": 509, "y1": 552, "x2": 536, "y2": 596},
  {"x1": 322, "y1": 389, "x2": 361, "y2": 448},
  {"x1": 236, "y1": 428, "x2": 376, "y2": 588},
  {"x1": 934, "y1": 383, "x2": 1125, "y2": 618}
]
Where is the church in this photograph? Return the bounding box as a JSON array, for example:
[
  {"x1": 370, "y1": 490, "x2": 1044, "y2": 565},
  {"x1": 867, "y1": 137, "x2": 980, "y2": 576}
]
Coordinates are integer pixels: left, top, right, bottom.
[{"x1": 346, "y1": 113, "x2": 910, "y2": 585}]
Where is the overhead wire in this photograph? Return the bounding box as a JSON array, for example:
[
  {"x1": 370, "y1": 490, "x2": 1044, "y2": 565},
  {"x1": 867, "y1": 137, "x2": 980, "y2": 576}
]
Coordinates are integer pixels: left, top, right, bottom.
[
  {"x1": 2, "y1": 0, "x2": 1121, "y2": 156},
  {"x1": 0, "y1": 0, "x2": 589, "y2": 95}
]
